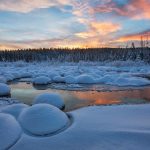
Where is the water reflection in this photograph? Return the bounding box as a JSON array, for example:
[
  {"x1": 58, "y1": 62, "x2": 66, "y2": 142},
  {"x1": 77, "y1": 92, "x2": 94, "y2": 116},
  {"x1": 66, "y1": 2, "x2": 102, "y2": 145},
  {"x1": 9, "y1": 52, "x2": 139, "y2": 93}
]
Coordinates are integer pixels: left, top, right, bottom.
[{"x1": 10, "y1": 82, "x2": 150, "y2": 112}]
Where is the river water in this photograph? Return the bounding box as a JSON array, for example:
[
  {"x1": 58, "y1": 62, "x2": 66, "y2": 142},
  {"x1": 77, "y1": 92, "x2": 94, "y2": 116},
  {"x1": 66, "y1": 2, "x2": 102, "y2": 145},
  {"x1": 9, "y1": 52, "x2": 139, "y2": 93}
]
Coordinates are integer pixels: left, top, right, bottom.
[{"x1": 9, "y1": 81, "x2": 150, "y2": 112}]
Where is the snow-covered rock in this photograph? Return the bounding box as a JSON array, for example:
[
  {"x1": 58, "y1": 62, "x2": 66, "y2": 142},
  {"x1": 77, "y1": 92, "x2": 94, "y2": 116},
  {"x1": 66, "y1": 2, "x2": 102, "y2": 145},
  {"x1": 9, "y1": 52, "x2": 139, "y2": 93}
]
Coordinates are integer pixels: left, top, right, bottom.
[
  {"x1": 76, "y1": 74, "x2": 95, "y2": 84},
  {"x1": 0, "y1": 76, "x2": 7, "y2": 83},
  {"x1": 33, "y1": 93, "x2": 65, "y2": 110},
  {"x1": 53, "y1": 76, "x2": 65, "y2": 83},
  {"x1": 1, "y1": 104, "x2": 29, "y2": 119},
  {"x1": 0, "y1": 83, "x2": 11, "y2": 96},
  {"x1": 65, "y1": 75, "x2": 77, "y2": 84},
  {"x1": 32, "y1": 76, "x2": 51, "y2": 85},
  {"x1": 0, "y1": 113, "x2": 22, "y2": 150},
  {"x1": 18, "y1": 104, "x2": 69, "y2": 135}
]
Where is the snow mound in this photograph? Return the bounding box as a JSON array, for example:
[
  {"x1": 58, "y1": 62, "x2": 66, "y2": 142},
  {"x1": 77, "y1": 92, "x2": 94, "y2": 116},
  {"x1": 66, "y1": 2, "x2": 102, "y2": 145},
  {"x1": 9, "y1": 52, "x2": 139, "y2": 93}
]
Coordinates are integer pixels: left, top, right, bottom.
[
  {"x1": 65, "y1": 75, "x2": 77, "y2": 84},
  {"x1": 0, "y1": 113, "x2": 22, "y2": 150},
  {"x1": 1, "y1": 104, "x2": 29, "y2": 119},
  {"x1": 0, "y1": 83, "x2": 11, "y2": 96},
  {"x1": 76, "y1": 74, "x2": 95, "y2": 84},
  {"x1": 0, "y1": 76, "x2": 7, "y2": 83},
  {"x1": 32, "y1": 76, "x2": 51, "y2": 85},
  {"x1": 18, "y1": 104, "x2": 69, "y2": 135},
  {"x1": 33, "y1": 93, "x2": 65, "y2": 110},
  {"x1": 53, "y1": 76, "x2": 65, "y2": 83}
]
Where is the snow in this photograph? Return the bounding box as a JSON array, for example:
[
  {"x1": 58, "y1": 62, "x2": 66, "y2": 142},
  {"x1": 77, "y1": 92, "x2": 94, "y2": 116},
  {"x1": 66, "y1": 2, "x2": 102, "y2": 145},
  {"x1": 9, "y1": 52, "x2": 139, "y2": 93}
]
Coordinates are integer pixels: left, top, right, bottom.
[
  {"x1": 65, "y1": 75, "x2": 77, "y2": 84},
  {"x1": 0, "y1": 61, "x2": 150, "y2": 87},
  {"x1": 0, "y1": 83, "x2": 11, "y2": 96},
  {"x1": 33, "y1": 93, "x2": 65, "y2": 110},
  {"x1": 0, "y1": 98, "x2": 20, "y2": 107},
  {"x1": 0, "y1": 76, "x2": 7, "y2": 83},
  {"x1": 0, "y1": 113, "x2": 22, "y2": 150},
  {"x1": 76, "y1": 74, "x2": 96, "y2": 84},
  {"x1": 1, "y1": 104, "x2": 29, "y2": 119},
  {"x1": 32, "y1": 76, "x2": 51, "y2": 85},
  {"x1": 18, "y1": 104, "x2": 69, "y2": 135},
  {"x1": 3, "y1": 104, "x2": 149, "y2": 150},
  {"x1": 53, "y1": 76, "x2": 65, "y2": 83}
]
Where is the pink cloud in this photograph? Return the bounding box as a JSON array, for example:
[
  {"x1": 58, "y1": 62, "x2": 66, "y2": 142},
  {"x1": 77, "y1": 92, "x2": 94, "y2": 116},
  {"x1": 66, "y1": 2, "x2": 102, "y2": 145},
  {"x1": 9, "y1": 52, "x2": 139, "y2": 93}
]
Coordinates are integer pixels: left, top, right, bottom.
[{"x1": 93, "y1": 0, "x2": 150, "y2": 20}]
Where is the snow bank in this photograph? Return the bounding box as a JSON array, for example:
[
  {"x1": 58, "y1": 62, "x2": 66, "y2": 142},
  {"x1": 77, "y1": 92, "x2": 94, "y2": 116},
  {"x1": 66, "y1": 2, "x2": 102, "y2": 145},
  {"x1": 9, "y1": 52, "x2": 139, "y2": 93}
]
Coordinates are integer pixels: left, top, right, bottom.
[
  {"x1": 9, "y1": 104, "x2": 150, "y2": 150},
  {"x1": 33, "y1": 93, "x2": 65, "y2": 110},
  {"x1": 32, "y1": 76, "x2": 51, "y2": 85},
  {"x1": 18, "y1": 104, "x2": 69, "y2": 135},
  {"x1": 0, "y1": 83, "x2": 11, "y2": 96},
  {"x1": 0, "y1": 113, "x2": 22, "y2": 150}
]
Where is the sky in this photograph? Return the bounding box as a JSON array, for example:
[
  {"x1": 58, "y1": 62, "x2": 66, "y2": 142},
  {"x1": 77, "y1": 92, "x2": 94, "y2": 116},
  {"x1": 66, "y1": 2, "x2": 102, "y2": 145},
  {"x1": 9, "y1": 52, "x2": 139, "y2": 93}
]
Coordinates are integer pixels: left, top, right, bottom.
[{"x1": 0, "y1": 0, "x2": 150, "y2": 49}]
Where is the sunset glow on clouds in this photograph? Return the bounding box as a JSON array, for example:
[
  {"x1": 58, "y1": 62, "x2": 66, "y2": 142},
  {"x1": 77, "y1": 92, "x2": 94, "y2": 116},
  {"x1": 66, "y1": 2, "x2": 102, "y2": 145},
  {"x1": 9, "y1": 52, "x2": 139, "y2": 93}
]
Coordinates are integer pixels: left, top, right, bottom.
[{"x1": 0, "y1": 0, "x2": 150, "y2": 49}]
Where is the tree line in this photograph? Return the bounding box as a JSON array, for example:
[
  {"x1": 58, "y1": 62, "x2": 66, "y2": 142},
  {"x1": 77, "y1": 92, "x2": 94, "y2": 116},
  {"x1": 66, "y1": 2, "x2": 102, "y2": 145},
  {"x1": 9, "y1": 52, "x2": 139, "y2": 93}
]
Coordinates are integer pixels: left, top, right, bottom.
[{"x1": 0, "y1": 47, "x2": 150, "y2": 63}]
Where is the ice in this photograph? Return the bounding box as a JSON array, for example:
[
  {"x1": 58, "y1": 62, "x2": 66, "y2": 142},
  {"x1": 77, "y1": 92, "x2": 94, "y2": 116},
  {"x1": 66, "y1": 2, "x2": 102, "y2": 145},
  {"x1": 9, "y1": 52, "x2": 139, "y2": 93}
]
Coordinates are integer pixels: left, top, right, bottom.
[
  {"x1": 0, "y1": 113, "x2": 22, "y2": 150},
  {"x1": 32, "y1": 76, "x2": 51, "y2": 85},
  {"x1": 0, "y1": 83, "x2": 11, "y2": 96},
  {"x1": 18, "y1": 104, "x2": 69, "y2": 135},
  {"x1": 33, "y1": 93, "x2": 65, "y2": 110}
]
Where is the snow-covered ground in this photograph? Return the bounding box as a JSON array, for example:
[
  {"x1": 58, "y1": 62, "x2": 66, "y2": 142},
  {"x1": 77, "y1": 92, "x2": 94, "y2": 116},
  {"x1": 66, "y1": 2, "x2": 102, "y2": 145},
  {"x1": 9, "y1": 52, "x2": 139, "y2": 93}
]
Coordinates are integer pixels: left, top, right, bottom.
[
  {"x1": 0, "y1": 61, "x2": 150, "y2": 150},
  {"x1": 0, "y1": 103, "x2": 150, "y2": 150},
  {"x1": 0, "y1": 60, "x2": 150, "y2": 87}
]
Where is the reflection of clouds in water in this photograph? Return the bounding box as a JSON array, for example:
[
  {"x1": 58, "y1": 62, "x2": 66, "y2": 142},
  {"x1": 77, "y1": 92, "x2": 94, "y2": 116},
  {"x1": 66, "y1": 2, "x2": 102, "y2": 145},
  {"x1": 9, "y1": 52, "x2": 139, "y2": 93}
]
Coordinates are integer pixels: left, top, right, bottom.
[{"x1": 10, "y1": 82, "x2": 150, "y2": 111}]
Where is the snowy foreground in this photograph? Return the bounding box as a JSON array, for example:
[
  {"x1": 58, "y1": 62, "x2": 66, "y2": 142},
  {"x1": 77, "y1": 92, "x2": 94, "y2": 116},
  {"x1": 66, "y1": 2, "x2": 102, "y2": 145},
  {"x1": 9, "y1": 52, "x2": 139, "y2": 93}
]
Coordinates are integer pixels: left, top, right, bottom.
[
  {"x1": 0, "y1": 103, "x2": 150, "y2": 150},
  {"x1": 0, "y1": 61, "x2": 150, "y2": 87},
  {"x1": 0, "y1": 61, "x2": 150, "y2": 150}
]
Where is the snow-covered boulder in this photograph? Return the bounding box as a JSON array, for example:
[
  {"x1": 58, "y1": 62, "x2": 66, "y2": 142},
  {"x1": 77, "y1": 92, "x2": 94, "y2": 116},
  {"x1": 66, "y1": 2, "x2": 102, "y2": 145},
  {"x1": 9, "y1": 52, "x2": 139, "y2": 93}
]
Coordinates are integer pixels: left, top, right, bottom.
[
  {"x1": 65, "y1": 75, "x2": 77, "y2": 84},
  {"x1": 5, "y1": 74, "x2": 15, "y2": 81},
  {"x1": 0, "y1": 113, "x2": 22, "y2": 150},
  {"x1": 76, "y1": 74, "x2": 95, "y2": 84},
  {"x1": 18, "y1": 104, "x2": 69, "y2": 135},
  {"x1": 53, "y1": 76, "x2": 65, "y2": 83},
  {"x1": 20, "y1": 72, "x2": 32, "y2": 78},
  {"x1": 32, "y1": 76, "x2": 51, "y2": 85},
  {"x1": 0, "y1": 83, "x2": 11, "y2": 96},
  {"x1": 0, "y1": 76, "x2": 7, "y2": 83},
  {"x1": 1, "y1": 104, "x2": 29, "y2": 119},
  {"x1": 33, "y1": 93, "x2": 65, "y2": 110}
]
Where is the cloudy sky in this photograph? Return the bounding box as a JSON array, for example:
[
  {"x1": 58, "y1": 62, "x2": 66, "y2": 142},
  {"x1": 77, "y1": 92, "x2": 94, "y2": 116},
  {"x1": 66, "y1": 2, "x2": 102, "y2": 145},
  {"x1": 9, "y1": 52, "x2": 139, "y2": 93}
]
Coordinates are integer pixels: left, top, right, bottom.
[{"x1": 0, "y1": 0, "x2": 150, "y2": 49}]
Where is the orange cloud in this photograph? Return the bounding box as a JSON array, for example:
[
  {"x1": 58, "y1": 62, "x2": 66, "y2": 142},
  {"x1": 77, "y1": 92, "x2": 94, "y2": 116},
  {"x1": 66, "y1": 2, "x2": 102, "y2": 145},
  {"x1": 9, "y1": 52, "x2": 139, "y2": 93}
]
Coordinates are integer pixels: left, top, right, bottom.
[
  {"x1": 117, "y1": 31, "x2": 150, "y2": 42},
  {"x1": 75, "y1": 22, "x2": 121, "y2": 42}
]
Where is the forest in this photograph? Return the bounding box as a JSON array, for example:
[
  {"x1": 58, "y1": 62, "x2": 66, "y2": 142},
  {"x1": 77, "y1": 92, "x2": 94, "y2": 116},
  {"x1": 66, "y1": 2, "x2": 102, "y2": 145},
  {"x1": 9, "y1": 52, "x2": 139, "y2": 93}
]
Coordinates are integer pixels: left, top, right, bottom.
[{"x1": 0, "y1": 47, "x2": 150, "y2": 62}]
